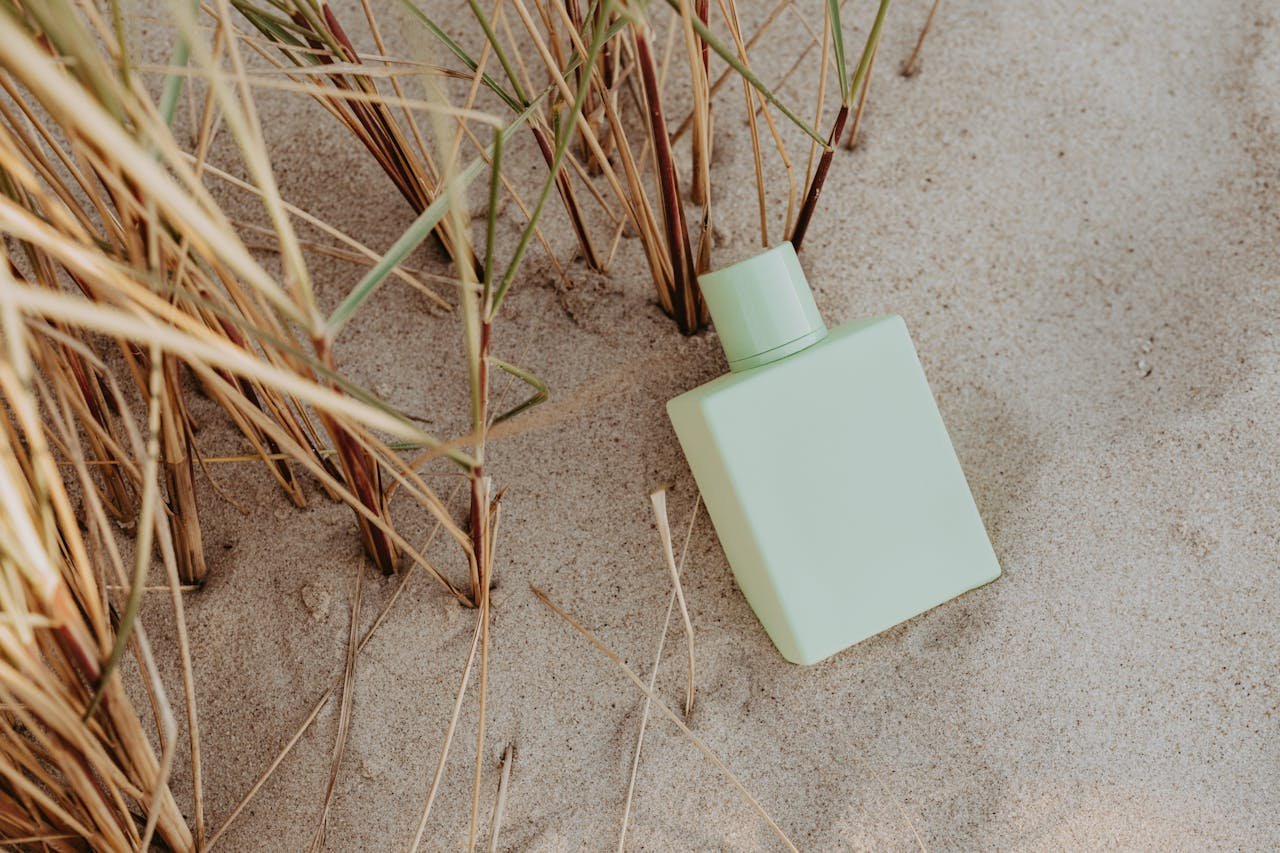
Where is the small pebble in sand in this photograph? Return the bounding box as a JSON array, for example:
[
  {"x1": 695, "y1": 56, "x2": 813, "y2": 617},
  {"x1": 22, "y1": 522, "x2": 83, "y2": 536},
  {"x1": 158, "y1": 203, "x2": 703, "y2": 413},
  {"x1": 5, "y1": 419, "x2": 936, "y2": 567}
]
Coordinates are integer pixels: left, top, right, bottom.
[
  {"x1": 1137, "y1": 337, "x2": 1154, "y2": 377},
  {"x1": 300, "y1": 582, "x2": 331, "y2": 621}
]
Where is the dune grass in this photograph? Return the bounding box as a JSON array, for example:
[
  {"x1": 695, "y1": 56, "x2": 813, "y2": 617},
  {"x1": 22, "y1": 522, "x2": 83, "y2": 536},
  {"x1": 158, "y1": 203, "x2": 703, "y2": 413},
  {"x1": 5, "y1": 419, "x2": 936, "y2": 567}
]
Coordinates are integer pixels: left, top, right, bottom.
[
  {"x1": 0, "y1": 0, "x2": 921, "y2": 846},
  {"x1": 233, "y1": 0, "x2": 894, "y2": 334}
]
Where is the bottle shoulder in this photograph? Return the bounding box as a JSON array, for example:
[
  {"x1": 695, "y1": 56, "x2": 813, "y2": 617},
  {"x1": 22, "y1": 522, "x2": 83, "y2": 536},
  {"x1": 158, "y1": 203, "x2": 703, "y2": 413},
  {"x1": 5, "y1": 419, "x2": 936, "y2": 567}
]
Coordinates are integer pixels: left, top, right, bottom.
[{"x1": 668, "y1": 314, "x2": 908, "y2": 415}]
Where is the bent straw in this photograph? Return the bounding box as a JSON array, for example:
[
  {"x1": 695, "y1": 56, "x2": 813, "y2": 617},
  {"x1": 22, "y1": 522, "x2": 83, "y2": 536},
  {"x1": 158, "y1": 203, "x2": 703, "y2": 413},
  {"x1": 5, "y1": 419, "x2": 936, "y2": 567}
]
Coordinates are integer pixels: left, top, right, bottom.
[{"x1": 533, "y1": 585, "x2": 799, "y2": 852}]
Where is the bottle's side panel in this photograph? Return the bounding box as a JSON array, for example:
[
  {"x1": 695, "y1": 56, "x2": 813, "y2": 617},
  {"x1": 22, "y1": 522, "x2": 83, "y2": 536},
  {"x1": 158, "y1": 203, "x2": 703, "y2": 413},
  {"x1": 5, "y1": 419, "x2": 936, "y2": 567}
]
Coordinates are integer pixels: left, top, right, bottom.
[
  {"x1": 666, "y1": 389, "x2": 807, "y2": 662},
  {"x1": 726, "y1": 313, "x2": 1001, "y2": 661}
]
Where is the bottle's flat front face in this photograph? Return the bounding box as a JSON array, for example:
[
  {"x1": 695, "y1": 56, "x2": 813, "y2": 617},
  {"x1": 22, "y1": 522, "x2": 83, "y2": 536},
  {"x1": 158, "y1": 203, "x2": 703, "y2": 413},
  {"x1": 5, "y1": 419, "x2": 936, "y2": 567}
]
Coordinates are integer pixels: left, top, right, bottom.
[{"x1": 670, "y1": 315, "x2": 1000, "y2": 664}]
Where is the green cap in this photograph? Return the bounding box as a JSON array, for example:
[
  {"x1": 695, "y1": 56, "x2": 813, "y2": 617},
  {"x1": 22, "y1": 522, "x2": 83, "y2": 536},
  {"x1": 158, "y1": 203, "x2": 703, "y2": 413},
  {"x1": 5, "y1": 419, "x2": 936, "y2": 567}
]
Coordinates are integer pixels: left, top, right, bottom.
[{"x1": 698, "y1": 241, "x2": 827, "y2": 372}]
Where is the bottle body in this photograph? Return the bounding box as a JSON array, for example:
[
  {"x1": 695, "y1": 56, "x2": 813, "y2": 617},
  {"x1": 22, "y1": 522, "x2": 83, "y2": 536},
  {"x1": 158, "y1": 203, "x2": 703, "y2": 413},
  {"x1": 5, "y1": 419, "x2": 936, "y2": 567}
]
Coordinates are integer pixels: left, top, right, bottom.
[{"x1": 668, "y1": 314, "x2": 1000, "y2": 665}]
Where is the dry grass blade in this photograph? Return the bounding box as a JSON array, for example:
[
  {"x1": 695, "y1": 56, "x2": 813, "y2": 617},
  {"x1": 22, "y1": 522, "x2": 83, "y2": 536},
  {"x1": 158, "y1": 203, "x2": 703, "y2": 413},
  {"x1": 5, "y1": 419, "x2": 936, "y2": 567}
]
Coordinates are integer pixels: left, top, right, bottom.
[
  {"x1": 230, "y1": 0, "x2": 480, "y2": 276},
  {"x1": 633, "y1": 20, "x2": 702, "y2": 333},
  {"x1": 531, "y1": 585, "x2": 798, "y2": 852},
  {"x1": 207, "y1": 475, "x2": 467, "y2": 848},
  {"x1": 619, "y1": 494, "x2": 700, "y2": 851},
  {"x1": 791, "y1": 0, "x2": 892, "y2": 251},
  {"x1": 409, "y1": 616, "x2": 484, "y2": 851},
  {"x1": 4, "y1": 284, "x2": 450, "y2": 449},
  {"x1": 678, "y1": 0, "x2": 712, "y2": 209},
  {"x1": 659, "y1": 0, "x2": 827, "y2": 145},
  {"x1": 869, "y1": 763, "x2": 929, "y2": 851},
  {"x1": 2, "y1": 0, "x2": 464, "y2": 581},
  {"x1": 649, "y1": 490, "x2": 697, "y2": 717},
  {"x1": 82, "y1": 343, "x2": 162, "y2": 720},
  {"x1": 0, "y1": 0, "x2": 930, "y2": 846},
  {"x1": 901, "y1": 0, "x2": 941, "y2": 78},
  {"x1": 0, "y1": 257, "x2": 192, "y2": 848},
  {"x1": 0, "y1": 1, "x2": 525, "y2": 844},
  {"x1": 308, "y1": 565, "x2": 363, "y2": 851},
  {"x1": 844, "y1": 41, "x2": 879, "y2": 150},
  {"x1": 718, "y1": 0, "x2": 770, "y2": 245},
  {"x1": 486, "y1": 742, "x2": 515, "y2": 853}
]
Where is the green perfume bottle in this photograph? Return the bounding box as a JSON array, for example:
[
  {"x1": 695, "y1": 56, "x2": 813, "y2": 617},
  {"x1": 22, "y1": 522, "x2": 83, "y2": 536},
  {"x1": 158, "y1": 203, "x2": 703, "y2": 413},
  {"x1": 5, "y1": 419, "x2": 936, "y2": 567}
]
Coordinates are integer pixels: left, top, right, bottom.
[{"x1": 667, "y1": 242, "x2": 1000, "y2": 665}]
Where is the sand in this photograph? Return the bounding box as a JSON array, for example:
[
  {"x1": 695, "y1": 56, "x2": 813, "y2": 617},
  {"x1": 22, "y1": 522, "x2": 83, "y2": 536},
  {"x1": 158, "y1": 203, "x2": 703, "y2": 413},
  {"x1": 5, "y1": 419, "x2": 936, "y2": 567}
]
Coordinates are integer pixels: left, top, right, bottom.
[{"x1": 139, "y1": 0, "x2": 1279, "y2": 848}]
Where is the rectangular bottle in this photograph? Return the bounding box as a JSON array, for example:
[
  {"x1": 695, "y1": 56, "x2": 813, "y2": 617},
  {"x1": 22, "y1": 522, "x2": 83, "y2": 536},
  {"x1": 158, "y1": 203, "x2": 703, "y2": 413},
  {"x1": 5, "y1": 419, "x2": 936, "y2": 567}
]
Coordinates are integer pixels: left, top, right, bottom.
[{"x1": 667, "y1": 242, "x2": 1000, "y2": 665}]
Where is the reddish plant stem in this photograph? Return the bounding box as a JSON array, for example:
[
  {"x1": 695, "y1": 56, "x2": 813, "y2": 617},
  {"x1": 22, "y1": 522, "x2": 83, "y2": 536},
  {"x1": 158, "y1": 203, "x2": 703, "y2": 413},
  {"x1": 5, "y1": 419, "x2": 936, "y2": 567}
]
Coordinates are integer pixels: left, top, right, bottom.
[
  {"x1": 209, "y1": 312, "x2": 305, "y2": 505},
  {"x1": 300, "y1": 7, "x2": 481, "y2": 279},
  {"x1": 50, "y1": 599, "x2": 136, "y2": 844},
  {"x1": 790, "y1": 104, "x2": 848, "y2": 252},
  {"x1": 61, "y1": 341, "x2": 134, "y2": 521},
  {"x1": 635, "y1": 26, "x2": 703, "y2": 335},
  {"x1": 467, "y1": 321, "x2": 493, "y2": 604},
  {"x1": 160, "y1": 357, "x2": 207, "y2": 586},
  {"x1": 313, "y1": 340, "x2": 400, "y2": 574},
  {"x1": 530, "y1": 125, "x2": 601, "y2": 269},
  {"x1": 698, "y1": 0, "x2": 710, "y2": 75}
]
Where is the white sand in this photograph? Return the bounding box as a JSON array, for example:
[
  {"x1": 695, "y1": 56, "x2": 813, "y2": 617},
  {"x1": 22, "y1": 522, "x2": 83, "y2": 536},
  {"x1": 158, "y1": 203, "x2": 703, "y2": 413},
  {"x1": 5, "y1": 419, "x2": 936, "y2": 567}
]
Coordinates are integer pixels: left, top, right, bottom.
[{"x1": 143, "y1": 0, "x2": 1279, "y2": 848}]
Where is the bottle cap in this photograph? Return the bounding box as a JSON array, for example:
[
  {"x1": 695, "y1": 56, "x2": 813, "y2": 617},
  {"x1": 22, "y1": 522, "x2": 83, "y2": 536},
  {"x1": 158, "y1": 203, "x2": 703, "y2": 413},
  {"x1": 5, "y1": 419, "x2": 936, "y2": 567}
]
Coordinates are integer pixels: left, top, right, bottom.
[{"x1": 698, "y1": 241, "x2": 827, "y2": 372}]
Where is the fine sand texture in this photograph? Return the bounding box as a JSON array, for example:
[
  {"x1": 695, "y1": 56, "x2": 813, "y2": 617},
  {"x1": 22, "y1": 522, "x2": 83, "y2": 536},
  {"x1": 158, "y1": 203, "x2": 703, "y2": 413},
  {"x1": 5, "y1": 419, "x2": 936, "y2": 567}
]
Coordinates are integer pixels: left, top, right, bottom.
[{"x1": 141, "y1": 0, "x2": 1279, "y2": 849}]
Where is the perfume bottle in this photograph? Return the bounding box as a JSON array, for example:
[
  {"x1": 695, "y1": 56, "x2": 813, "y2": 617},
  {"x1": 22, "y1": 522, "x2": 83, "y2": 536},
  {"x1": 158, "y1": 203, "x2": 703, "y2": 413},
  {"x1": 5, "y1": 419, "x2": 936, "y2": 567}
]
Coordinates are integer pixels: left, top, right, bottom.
[{"x1": 667, "y1": 242, "x2": 1000, "y2": 665}]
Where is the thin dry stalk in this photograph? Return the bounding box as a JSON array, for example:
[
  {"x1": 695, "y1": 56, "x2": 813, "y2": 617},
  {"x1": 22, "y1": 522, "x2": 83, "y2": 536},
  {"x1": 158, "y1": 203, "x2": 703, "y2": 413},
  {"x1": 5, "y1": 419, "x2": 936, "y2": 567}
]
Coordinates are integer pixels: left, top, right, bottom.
[
  {"x1": 409, "y1": 616, "x2": 484, "y2": 851},
  {"x1": 160, "y1": 357, "x2": 208, "y2": 584},
  {"x1": 649, "y1": 490, "x2": 696, "y2": 717},
  {"x1": 468, "y1": 495, "x2": 499, "y2": 850},
  {"x1": 718, "y1": 0, "x2": 769, "y2": 245},
  {"x1": 792, "y1": 0, "x2": 893, "y2": 251},
  {"x1": 800, "y1": 6, "x2": 834, "y2": 201},
  {"x1": 900, "y1": 0, "x2": 940, "y2": 78},
  {"x1": 844, "y1": 41, "x2": 878, "y2": 150},
  {"x1": 0, "y1": 0, "x2": 409, "y2": 582},
  {"x1": 618, "y1": 495, "x2": 699, "y2": 851},
  {"x1": 486, "y1": 742, "x2": 515, "y2": 852},
  {"x1": 682, "y1": 0, "x2": 712, "y2": 208},
  {"x1": 0, "y1": 4, "x2": 522, "y2": 844},
  {"x1": 207, "y1": 480, "x2": 465, "y2": 848},
  {"x1": 532, "y1": 585, "x2": 799, "y2": 852},
  {"x1": 634, "y1": 23, "x2": 702, "y2": 334},
  {"x1": 230, "y1": 0, "x2": 478, "y2": 275},
  {"x1": 0, "y1": 258, "x2": 192, "y2": 848},
  {"x1": 308, "y1": 565, "x2": 363, "y2": 850},
  {"x1": 671, "y1": 0, "x2": 794, "y2": 142}
]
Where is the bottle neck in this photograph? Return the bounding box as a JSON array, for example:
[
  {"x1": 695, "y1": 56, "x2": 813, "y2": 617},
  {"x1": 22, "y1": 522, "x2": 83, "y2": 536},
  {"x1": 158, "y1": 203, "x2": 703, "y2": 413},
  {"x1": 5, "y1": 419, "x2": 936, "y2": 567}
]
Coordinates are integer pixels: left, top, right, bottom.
[
  {"x1": 727, "y1": 326, "x2": 828, "y2": 372},
  {"x1": 698, "y1": 242, "x2": 828, "y2": 373}
]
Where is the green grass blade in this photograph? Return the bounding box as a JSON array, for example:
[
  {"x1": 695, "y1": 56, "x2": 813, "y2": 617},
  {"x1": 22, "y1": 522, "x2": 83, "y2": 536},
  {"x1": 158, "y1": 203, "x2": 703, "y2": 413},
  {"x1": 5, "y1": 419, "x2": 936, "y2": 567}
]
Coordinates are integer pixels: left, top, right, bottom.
[
  {"x1": 481, "y1": 127, "x2": 503, "y2": 307},
  {"x1": 392, "y1": 0, "x2": 523, "y2": 112},
  {"x1": 488, "y1": 2, "x2": 622, "y2": 318},
  {"x1": 230, "y1": 4, "x2": 322, "y2": 66},
  {"x1": 661, "y1": 0, "x2": 828, "y2": 147},
  {"x1": 489, "y1": 357, "x2": 548, "y2": 424},
  {"x1": 325, "y1": 96, "x2": 545, "y2": 337},
  {"x1": 849, "y1": 0, "x2": 893, "y2": 105},
  {"x1": 827, "y1": 0, "x2": 849, "y2": 104},
  {"x1": 464, "y1": 0, "x2": 530, "y2": 105},
  {"x1": 159, "y1": 0, "x2": 201, "y2": 126},
  {"x1": 85, "y1": 343, "x2": 164, "y2": 721}
]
